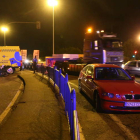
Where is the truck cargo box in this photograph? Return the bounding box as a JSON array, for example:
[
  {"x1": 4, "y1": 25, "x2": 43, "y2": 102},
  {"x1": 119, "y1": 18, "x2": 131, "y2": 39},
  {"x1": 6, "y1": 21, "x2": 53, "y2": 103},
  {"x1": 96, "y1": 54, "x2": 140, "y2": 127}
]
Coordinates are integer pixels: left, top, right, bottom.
[{"x1": 0, "y1": 46, "x2": 22, "y2": 67}]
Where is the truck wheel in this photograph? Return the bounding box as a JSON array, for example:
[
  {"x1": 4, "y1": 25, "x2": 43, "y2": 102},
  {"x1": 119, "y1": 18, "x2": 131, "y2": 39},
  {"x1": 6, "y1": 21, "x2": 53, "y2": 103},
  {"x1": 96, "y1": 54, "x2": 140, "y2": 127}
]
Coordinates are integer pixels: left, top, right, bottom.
[{"x1": 94, "y1": 92, "x2": 102, "y2": 112}]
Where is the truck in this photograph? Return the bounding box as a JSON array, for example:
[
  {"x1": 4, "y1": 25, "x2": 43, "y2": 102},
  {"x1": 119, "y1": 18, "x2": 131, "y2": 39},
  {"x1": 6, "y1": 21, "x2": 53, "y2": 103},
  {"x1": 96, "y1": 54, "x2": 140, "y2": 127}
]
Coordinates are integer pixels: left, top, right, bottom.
[
  {"x1": 45, "y1": 29, "x2": 124, "y2": 74},
  {"x1": 83, "y1": 30, "x2": 123, "y2": 66},
  {"x1": 0, "y1": 46, "x2": 22, "y2": 74}
]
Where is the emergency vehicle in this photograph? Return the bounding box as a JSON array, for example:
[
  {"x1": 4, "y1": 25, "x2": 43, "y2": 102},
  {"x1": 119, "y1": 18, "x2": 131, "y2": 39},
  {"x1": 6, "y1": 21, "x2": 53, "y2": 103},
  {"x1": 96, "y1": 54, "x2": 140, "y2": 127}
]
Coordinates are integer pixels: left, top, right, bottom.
[{"x1": 0, "y1": 46, "x2": 22, "y2": 73}]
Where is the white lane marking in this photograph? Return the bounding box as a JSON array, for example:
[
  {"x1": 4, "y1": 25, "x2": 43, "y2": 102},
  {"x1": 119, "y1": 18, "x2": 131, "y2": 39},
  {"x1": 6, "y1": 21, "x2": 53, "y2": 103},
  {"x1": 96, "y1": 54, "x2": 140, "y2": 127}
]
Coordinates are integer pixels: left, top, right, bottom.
[
  {"x1": 70, "y1": 81, "x2": 139, "y2": 140},
  {"x1": 109, "y1": 114, "x2": 139, "y2": 140},
  {"x1": 69, "y1": 82, "x2": 78, "y2": 88},
  {"x1": 78, "y1": 120, "x2": 86, "y2": 140}
]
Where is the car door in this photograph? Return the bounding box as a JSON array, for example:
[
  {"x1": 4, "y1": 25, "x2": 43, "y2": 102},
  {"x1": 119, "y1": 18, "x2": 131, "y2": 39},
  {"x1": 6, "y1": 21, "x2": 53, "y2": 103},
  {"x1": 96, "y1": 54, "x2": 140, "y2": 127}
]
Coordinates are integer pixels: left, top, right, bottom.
[
  {"x1": 84, "y1": 66, "x2": 96, "y2": 98},
  {"x1": 126, "y1": 61, "x2": 137, "y2": 75},
  {"x1": 80, "y1": 65, "x2": 89, "y2": 93},
  {"x1": 137, "y1": 61, "x2": 140, "y2": 76}
]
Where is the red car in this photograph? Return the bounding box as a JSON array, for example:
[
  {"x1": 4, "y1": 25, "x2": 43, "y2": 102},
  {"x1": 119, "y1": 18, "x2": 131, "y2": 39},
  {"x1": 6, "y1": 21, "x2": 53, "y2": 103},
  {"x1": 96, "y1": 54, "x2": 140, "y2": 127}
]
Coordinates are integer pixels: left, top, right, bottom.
[{"x1": 78, "y1": 64, "x2": 140, "y2": 112}]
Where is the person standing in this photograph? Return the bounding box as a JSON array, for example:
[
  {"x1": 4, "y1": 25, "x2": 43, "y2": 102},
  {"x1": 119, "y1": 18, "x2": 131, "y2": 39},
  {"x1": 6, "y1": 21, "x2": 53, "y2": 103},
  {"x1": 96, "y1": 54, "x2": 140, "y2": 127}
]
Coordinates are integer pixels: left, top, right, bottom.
[
  {"x1": 33, "y1": 56, "x2": 38, "y2": 73},
  {"x1": 20, "y1": 60, "x2": 22, "y2": 71}
]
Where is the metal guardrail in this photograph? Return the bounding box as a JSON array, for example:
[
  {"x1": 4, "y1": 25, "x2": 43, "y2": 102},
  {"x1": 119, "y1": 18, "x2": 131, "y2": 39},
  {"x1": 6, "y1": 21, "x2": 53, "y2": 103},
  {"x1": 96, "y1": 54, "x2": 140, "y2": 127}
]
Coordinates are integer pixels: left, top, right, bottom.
[
  {"x1": 47, "y1": 66, "x2": 80, "y2": 140},
  {"x1": 23, "y1": 64, "x2": 80, "y2": 140}
]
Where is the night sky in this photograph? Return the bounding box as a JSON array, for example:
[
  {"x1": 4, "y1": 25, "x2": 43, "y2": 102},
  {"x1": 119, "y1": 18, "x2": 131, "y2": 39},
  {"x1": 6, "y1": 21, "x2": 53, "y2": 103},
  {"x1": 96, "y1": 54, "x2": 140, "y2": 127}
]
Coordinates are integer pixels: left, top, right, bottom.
[{"x1": 0, "y1": 0, "x2": 140, "y2": 57}]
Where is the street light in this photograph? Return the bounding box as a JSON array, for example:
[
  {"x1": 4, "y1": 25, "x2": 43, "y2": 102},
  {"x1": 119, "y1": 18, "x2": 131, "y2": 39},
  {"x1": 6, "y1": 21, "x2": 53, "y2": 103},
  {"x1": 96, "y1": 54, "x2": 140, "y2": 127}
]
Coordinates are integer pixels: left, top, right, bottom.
[
  {"x1": 87, "y1": 28, "x2": 92, "y2": 33},
  {"x1": 47, "y1": 0, "x2": 58, "y2": 56},
  {"x1": 1, "y1": 27, "x2": 8, "y2": 46}
]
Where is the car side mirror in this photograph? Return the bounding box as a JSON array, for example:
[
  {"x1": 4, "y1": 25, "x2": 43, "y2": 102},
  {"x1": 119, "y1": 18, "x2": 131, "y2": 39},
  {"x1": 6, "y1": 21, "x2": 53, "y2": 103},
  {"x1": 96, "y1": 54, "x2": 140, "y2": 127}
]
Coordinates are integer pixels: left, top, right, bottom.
[
  {"x1": 131, "y1": 76, "x2": 135, "y2": 80},
  {"x1": 86, "y1": 75, "x2": 93, "y2": 79}
]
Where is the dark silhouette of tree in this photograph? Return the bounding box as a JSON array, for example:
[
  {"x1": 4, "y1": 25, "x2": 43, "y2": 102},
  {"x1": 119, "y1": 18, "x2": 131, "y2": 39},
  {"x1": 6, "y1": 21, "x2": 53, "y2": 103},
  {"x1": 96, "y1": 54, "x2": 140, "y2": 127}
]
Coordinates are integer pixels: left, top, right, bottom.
[
  {"x1": 123, "y1": 39, "x2": 140, "y2": 62},
  {"x1": 27, "y1": 54, "x2": 33, "y2": 60},
  {"x1": 55, "y1": 46, "x2": 82, "y2": 54}
]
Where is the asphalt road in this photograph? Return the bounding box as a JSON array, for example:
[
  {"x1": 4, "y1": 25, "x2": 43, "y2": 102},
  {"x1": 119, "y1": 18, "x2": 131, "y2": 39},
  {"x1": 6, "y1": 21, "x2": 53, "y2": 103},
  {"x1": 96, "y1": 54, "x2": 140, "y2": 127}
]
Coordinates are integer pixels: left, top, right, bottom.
[
  {"x1": 68, "y1": 75, "x2": 140, "y2": 140},
  {"x1": 0, "y1": 70, "x2": 70, "y2": 140}
]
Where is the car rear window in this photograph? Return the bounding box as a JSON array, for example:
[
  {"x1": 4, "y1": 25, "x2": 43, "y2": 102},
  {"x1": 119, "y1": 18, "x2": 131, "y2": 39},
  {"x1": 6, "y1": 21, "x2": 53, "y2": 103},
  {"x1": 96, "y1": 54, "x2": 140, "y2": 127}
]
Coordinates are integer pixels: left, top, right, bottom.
[{"x1": 128, "y1": 62, "x2": 136, "y2": 67}]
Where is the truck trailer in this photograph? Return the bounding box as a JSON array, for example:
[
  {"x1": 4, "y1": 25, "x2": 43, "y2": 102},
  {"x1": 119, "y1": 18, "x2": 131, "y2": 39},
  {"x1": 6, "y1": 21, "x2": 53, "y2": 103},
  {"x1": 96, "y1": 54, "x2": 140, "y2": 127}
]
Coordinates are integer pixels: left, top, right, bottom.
[{"x1": 45, "y1": 30, "x2": 124, "y2": 74}]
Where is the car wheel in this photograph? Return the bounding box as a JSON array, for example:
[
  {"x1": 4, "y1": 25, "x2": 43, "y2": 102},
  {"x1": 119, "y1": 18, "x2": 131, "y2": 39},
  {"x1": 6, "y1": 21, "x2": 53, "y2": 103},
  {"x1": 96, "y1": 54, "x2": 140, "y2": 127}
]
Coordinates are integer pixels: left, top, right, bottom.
[
  {"x1": 94, "y1": 92, "x2": 102, "y2": 112},
  {"x1": 78, "y1": 80, "x2": 83, "y2": 93}
]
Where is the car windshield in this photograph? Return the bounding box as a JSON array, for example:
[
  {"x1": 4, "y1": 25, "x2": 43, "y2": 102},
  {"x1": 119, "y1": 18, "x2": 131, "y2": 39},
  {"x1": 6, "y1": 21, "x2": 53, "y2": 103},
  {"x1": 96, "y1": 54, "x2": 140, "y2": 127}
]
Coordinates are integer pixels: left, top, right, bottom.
[
  {"x1": 95, "y1": 67, "x2": 132, "y2": 80},
  {"x1": 104, "y1": 40, "x2": 122, "y2": 48}
]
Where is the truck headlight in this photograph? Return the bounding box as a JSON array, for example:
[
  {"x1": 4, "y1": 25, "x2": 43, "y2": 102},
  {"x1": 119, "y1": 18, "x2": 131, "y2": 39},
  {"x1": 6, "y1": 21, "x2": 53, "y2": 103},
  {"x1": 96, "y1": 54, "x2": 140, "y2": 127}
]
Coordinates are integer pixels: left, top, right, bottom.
[
  {"x1": 102, "y1": 92, "x2": 114, "y2": 98},
  {"x1": 121, "y1": 64, "x2": 124, "y2": 68}
]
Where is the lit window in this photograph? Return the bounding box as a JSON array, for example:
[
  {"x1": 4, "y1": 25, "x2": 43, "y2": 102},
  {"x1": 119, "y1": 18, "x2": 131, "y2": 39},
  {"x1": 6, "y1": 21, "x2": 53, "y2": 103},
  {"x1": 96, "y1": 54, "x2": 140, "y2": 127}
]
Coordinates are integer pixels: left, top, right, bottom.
[
  {"x1": 94, "y1": 40, "x2": 98, "y2": 50},
  {"x1": 94, "y1": 40, "x2": 98, "y2": 47},
  {"x1": 95, "y1": 47, "x2": 98, "y2": 50}
]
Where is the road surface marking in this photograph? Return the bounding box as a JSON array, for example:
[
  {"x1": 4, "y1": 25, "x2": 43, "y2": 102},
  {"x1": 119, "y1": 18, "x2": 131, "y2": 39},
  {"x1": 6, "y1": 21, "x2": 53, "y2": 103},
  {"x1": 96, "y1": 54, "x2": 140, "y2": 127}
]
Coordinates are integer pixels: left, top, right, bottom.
[
  {"x1": 109, "y1": 114, "x2": 139, "y2": 140},
  {"x1": 69, "y1": 82, "x2": 78, "y2": 88},
  {"x1": 69, "y1": 82, "x2": 139, "y2": 140}
]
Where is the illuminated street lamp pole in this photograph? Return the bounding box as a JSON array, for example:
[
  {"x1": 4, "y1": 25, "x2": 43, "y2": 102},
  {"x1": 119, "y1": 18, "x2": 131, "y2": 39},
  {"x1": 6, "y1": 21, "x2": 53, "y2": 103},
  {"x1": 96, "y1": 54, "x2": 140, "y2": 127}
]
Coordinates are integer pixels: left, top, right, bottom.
[
  {"x1": 48, "y1": 0, "x2": 58, "y2": 56},
  {"x1": 1, "y1": 27, "x2": 8, "y2": 46}
]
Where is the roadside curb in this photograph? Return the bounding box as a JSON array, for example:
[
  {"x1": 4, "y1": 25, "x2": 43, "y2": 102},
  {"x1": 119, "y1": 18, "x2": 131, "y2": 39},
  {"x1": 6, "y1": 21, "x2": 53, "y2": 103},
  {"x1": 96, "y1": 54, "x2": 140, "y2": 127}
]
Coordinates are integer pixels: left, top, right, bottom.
[{"x1": 0, "y1": 75, "x2": 25, "y2": 127}]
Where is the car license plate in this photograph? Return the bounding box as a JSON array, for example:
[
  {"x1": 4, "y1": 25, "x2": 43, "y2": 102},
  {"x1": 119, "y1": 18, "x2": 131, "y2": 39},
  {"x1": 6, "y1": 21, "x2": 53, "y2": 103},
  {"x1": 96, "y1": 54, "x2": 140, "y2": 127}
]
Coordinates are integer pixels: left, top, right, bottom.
[{"x1": 125, "y1": 102, "x2": 140, "y2": 107}]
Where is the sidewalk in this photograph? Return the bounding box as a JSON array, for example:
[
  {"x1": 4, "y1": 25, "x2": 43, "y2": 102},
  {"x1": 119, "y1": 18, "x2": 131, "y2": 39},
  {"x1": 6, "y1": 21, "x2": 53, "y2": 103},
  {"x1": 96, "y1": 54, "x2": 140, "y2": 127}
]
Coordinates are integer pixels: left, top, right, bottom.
[
  {"x1": 0, "y1": 72, "x2": 23, "y2": 120},
  {"x1": 0, "y1": 70, "x2": 71, "y2": 140}
]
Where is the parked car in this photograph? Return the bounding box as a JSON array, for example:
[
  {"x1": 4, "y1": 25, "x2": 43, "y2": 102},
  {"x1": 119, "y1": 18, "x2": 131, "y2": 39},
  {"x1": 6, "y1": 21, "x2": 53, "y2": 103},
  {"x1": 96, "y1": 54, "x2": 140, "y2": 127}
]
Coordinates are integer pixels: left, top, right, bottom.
[
  {"x1": 78, "y1": 63, "x2": 140, "y2": 112},
  {"x1": 123, "y1": 60, "x2": 140, "y2": 76}
]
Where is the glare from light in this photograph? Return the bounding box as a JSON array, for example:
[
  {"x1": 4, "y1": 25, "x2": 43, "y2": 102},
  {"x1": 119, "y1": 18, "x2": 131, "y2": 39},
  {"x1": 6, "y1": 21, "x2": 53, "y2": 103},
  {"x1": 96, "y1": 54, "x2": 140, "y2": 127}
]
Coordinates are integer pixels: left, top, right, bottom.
[
  {"x1": 96, "y1": 31, "x2": 100, "y2": 34},
  {"x1": 132, "y1": 55, "x2": 135, "y2": 58},
  {"x1": 1, "y1": 27, "x2": 8, "y2": 32},
  {"x1": 121, "y1": 64, "x2": 124, "y2": 68},
  {"x1": 95, "y1": 47, "x2": 98, "y2": 50},
  {"x1": 101, "y1": 30, "x2": 104, "y2": 33},
  {"x1": 87, "y1": 28, "x2": 92, "y2": 33},
  {"x1": 48, "y1": 0, "x2": 58, "y2": 6},
  {"x1": 103, "y1": 50, "x2": 106, "y2": 63},
  {"x1": 138, "y1": 36, "x2": 140, "y2": 40},
  {"x1": 25, "y1": 59, "x2": 29, "y2": 63},
  {"x1": 39, "y1": 59, "x2": 41, "y2": 62},
  {"x1": 63, "y1": 56, "x2": 65, "y2": 58}
]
